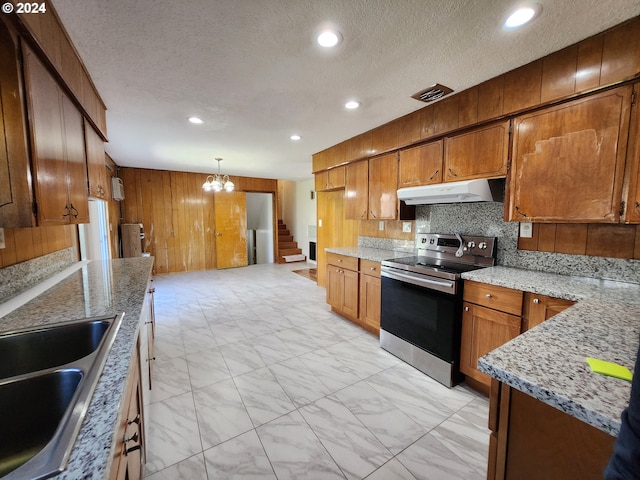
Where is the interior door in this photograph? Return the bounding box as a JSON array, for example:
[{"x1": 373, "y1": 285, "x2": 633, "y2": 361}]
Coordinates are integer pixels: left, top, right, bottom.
[{"x1": 214, "y1": 191, "x2": 248, "y2": 269}]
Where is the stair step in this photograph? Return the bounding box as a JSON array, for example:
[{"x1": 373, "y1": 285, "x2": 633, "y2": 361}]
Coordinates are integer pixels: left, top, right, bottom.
[
  {"x1": 278, "y1": 229, "x2": 290, "y2": 236},
  {"x1": 279, "y1": 248, "x2": 302, "y2": 256},
  {"x1": 276, "y1": 254, "x2": 306, "y2": 264},
  {"x1": 278, "y1": 223, "x2": 287, "y2": 229},
  {"x1": 278, "y1": 235, "x2": 293, "y2": 242},
  {"x1": 279, "y1": 241, "x2": 298, "y2": 249}
]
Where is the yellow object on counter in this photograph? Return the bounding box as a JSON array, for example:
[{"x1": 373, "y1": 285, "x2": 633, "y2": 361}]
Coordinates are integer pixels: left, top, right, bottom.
[{"x1": 586, "y1": 357, "x2": 633, "y2": 382}]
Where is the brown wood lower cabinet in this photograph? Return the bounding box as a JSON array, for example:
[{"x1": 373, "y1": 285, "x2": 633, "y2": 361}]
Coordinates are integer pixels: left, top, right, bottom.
[
  {"x1": 488, "y1": 380, "x2": 615, "y2": 480},
  {"x1": 110, "y1": 343, "x2": 144, "y2": 480},
  {"x1": 326, "y1": 253, "x2": 382, "y2": 336}
]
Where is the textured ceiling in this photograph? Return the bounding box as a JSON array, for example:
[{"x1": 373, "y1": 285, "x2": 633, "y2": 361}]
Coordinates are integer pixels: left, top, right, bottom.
[{"x1": 51, "y1": 0, "x2": 640, "y2": 181}]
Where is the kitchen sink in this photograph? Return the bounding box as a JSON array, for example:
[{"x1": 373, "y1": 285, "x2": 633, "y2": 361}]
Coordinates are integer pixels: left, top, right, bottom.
[
  {"x1": 0, "y1": 313, "x2": 124, "y2": 480},
  {"x1": 0, "y1": 319, "x2": 111, "y2": 379},
  {"x1": 0, "y1": 369, "x2": 83, "y2": 477}
]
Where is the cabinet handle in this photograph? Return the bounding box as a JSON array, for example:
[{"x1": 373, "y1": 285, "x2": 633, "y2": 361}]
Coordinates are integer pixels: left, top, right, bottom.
[
  {"x1": 464, "y1": 306, "x2": 469, "y2": 311},
  {"x1": 429, "y1": 169, "x2": 440, "y2": 181},
  {"x1": 63, "y1": 205, "x2": 70, "y2": 218},
  {"x1": 370, "y1": 211, "x2": 376, "y2": 218},
  {"x1": 124, "y1": 431, "x2": 138, "y2": 444},
  {"x1": 148, "y1": 287, "x2": 155, "y2": 293},
  {"x1": 485, "y1": 294, "x2": 492, "y2": 298},
  {"x1": 337, "y1": 259, "x2": 342, "y2": 262},
  {"x1": 448, "y1": 168, "x2": 457, "y2": 178},
  {"x1": 69, "y1": 204, "x2": 79, "y2": 218},
  {"x1": 128, "y1": 414, "x2": 140, "y2": 425},
  {"x1": 124, "y1": 444, "x2": 141, "y2": 456},
  {"x1": 533, "y1": 298, "x2": 540, "y2": 304},
  {"x1": 370, "y1": 267, "x2": 376, "y2": 271}
]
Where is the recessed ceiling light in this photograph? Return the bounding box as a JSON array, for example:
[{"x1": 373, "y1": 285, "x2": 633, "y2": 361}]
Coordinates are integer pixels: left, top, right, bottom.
[
  {"x1": 317, "y1": 30, "x2": 342, "y2": 48},
  {"x1": 504, "y1": 4, "x2": 541, "y2": 28},
  {"x1": 290, "y1": 134, "x2": 302, "y2": 141},
  {"x1": 188, "y1": 116, "x2": 204, "y2": 124},
  {"x1": 345, "y1": 100, "x2": 361, "y2": 110}
]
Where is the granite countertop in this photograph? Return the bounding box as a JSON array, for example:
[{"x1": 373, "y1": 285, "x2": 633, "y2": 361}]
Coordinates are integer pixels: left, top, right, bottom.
[
  {"x1": 463, "y1": 266, "x2": 640, "y2": 436},
  {"x1": 0, "y1": 257, "x2": 154, "y2": 479},
  {"x1": 325, "y1": 246, "x2": 415, "y2": 262}
]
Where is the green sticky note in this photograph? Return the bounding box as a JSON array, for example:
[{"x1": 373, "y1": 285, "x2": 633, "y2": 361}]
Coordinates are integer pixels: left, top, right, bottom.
[{"x1": 586, "y1": 357, "x2": 633, "y2": 382}]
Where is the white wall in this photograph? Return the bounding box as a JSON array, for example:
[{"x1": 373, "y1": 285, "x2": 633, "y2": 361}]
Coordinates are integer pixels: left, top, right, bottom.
[{"x1": 246, "y1": 192, "x2": 274, "y2": 264}]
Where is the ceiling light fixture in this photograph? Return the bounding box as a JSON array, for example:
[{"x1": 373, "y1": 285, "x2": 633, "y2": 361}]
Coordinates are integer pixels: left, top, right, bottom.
[
  {"x1": 345, "y1": 100, "x2": 361, "y2": 110},
  {"x1": 202, "y1": 158, "x2": 235, "y2": 192},
  {"x1": 188, "y1": 116, "x2": 204, "y2": 124},
  {"x1": 290, "y1": 134, "x2": 302, "y2": 141},
  {"x1": 504, "y1": 4, "x2": 541, "y2": 28},
  {"x1": 317, "y1": 29, "x2": 342, "y2": 48}
]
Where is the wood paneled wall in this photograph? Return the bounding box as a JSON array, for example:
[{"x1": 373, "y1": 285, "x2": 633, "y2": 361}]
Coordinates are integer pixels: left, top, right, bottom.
[
  {"x1": 358, "y1": 220, "x2": 415, "y2": 241},
  {"x1": 105, "y1": 154, "x2": 121, "y2": 259},
  {"x1": 518, "y1": 223, "x2": 640, "y2": 259},
  {"x1": 119, "y1": 167, "x2": 277, "y2": 274},
  {"x1": 0, "y1": 224, "x2": 77, "y2": 268}
]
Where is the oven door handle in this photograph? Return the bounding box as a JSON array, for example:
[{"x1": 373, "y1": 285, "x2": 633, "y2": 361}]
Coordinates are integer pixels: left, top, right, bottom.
[{"x1": 381, "y1": 269, "x2": 455, "y2": 290}]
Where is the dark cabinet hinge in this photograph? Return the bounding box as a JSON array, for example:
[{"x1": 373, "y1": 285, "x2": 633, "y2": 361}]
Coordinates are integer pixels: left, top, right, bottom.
[
  {"x1": 632, "y1": 90, "x2": 637, "y2": 106},
  {"x1": 619, "y1": 201, "x2": 626, "y2": 217}
]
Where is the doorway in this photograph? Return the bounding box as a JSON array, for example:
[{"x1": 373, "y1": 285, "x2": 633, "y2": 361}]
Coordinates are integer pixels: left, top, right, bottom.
[
  {"x1": 78, "y1": 199, "x2": 111, "y2": 261},
  {"x1": 246, "y1": 192, "x2": 274, "y2": 264}
]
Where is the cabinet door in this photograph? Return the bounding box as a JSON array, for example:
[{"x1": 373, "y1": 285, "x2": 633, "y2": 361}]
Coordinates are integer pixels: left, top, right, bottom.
[
  {"x1": 315, "y1": 171, "x2": 329, "y2": 191},
  {"x1": 61, "y1": 94, "x2": 89, "y2": 223},
  {"x1": 326, "y1": 265, "x2": 344, "y2": 310},
  {"x1": 328, "y1": 166, "x2": 346, "y2": 189},
  {"x1": 398, "y1": 141, "x2": 443, "y2": 187},
  {"x1": 507, "y1": 86, "x2": 633, "y2": 223},
  {"x1": 85, "y1": 122, "x2": 108, "y2": 198},
  {"x1": 460, "y1": 302, "x2": 521, "y2": 387},
  {"x1": 522, "y1": 293, "x2": 575, "y2": 331},
  {"x1": 345, "y1": 160, "x2": 368, "y2": 219},
  {"x1": 359, "y1": 273, "x2": 381, "y2": 332},
  {"x1": 24, "y1": 47, "x2": 68, "y2": 224},
  {"x1": 444, "y1": 120, "x2": 510, "y2": 181},
  {"x1": 368, "y1": 152, "x2": 398, "y2": 219},
  {"x1": 0, "y1": 21, "x2": 34, "y2": 227},
  {"x1": 342, "y1": 268, "x2": 359, "y2": 318},
  {"x1": 622, "y1": 84, "x2": 640, "y2": 224}
]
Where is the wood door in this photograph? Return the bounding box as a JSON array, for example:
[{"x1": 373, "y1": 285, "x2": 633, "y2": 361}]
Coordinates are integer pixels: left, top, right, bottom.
[
  {"x1": 359, "y1": 273, "x2": 381, "y2": 332},
  {"x1": 460, "y1": 302, "x2": 522, "y2": 387},
  {"x1": 507, "y1": 85, "x2": 633, "y2": 223},
  {"x1": 444, "y1": 120, "x2": 510, "y2": 181},
  {"x1": 61, "y1": 94, "x2": 89, "y2": 223},
  {"x1": 398, "y1": 141, "x2": 443, "y2": 187},
  {"x1": 345, "y1": 160, "x2": 368, "y2": 219},
  {"x1": 24, "y1": 46, "x2": 68, "y2": 225},
  {"x1": 326, "y1": 264, "x2": 343, "y2": 310},
  {"x1": 0, "y1": 21, "x2": 34, "y2": 227},
  {"x1": 214, "y1": 191, "x2": 248, "y2": 269},
  {"x1": 85, "y1": 121, "x2": 107, "y2": 198},
  {"x1": 522, "y1": 293, "x2": 575, "y2": 331},
  {"x1": 368, "y1": 152, "x2": 398, "y2": 219},
  {"x1": 622, "y1": 84, "x2": 640, "y2": 224}
]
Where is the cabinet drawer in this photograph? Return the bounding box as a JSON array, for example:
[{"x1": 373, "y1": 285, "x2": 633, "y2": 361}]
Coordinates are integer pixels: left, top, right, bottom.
[
  {"x1": 360, "y1": 259, "x2": 381, "y2": 278},
  {"x1": 326, "y1": 252, "x2": 359, "y2": 271},
  {"x1": 463, "y1": 280, "x2": 523, "y2": 316}
]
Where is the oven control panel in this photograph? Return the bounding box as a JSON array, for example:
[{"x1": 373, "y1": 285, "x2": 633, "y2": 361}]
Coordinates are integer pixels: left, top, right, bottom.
[{"x1": 417, "y1": 233, "x2": 496, "y2": 259}]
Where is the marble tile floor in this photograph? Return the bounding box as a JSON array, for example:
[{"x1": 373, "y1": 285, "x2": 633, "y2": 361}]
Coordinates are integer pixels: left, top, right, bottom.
[{"x1": 144, "y1": 262, "x2": 489, "y2": 480}]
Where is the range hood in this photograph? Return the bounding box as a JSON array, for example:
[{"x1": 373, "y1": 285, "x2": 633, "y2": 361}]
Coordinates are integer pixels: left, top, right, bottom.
[{"x1": 397, "y1": 179, "x2": 500, "y2": 205}]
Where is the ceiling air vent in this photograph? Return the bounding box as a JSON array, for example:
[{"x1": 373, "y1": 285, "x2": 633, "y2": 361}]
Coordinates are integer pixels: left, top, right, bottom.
[{"x1": 411, "y1": 84, "x2": 453, "y2": 103}]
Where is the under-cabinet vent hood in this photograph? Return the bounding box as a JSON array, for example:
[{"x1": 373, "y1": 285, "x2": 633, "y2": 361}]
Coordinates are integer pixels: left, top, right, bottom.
[{"x1": 397, "y1": 179, "x2": 500, "y2": 205}]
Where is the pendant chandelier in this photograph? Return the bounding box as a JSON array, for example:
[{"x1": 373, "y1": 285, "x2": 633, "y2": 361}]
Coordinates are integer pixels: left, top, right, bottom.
[{"x1": 202, "y1": 158, "x2": 235, "y2": 192}]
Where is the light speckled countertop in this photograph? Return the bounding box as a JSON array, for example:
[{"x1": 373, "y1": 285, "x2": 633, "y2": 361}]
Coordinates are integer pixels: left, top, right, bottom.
[
  {"x1": 0, "y1": 257, "x2": 154, "y2": 479},
  {"x1": 325, "y1": 246, "x2": 415, "y2": 262},
  {"x1": 463, "y1": 266, "x2": 640, "y2": 436}
]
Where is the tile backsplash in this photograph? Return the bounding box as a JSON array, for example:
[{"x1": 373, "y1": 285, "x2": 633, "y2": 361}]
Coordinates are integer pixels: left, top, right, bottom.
[{"x1": 367, "y1": 202, "x2": 640, "y2": 284}]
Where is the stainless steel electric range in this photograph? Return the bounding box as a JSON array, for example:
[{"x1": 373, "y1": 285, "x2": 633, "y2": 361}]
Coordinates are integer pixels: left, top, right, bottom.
[{"x1": 380, "y1": 233, "x2": 497, "y2": 387}]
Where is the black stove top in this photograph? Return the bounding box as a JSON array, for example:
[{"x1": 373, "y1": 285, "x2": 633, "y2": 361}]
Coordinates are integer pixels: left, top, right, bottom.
[{"x1": 382, "y1": 256, "x2": 484, "y2": 281}]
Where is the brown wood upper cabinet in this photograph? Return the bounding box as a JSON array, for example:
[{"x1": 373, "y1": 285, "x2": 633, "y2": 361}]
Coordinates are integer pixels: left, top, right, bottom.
[
  {"x1": 398, "y1": 141, "x2": 443, "y2": 187},
  {"x1": 368, "y1": 152, "x2": 398, "y2": 219},
  {"x1": 507, "y1": 85, "x2": 634, "y2": 223},
  {"x1": 23, "y1": 45, "x2": 89, "y2": 225},
  {"x1": 85, "y1": 121, "x2": 108, "y2": 199},
  {"x1": 622, "y1": 84, "x2": 640, "y2": 224},
  {"x1": 315, "y1": 166, "x2": 345, "y2": 192},
  {"x1": 444, "y1": 120, "x2": 510, "y2": 182},
  {"x1": 0, "y1": 19, "x2": 34, "y2": 227},
  {"x1": 345, "y1": 160, "x2": 369, "y2": 219}
]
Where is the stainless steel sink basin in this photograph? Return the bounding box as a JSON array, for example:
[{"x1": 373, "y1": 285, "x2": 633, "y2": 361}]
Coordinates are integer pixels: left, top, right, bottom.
[
  {"x1": 0, "y1": 369, "x2": 83, "y2": 477},
  {"x1": 0, "y1": 313, "x2": 124, "y2": 480},
  {"x1": 0, "y1": 319, "x2": 110, "y2": 379}
]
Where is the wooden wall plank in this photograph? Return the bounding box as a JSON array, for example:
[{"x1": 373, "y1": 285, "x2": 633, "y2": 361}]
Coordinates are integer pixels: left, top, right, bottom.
[
  {"x1": 457, "y1": 86, "x2": 479, "y2": 127},
  {"x1": 600, "y1": 17, "x2": 640, "y2": 86},
  {"x1": 517, "y1": 223, "x2": 539, "y2": 251},
  {"x1": 503, "y1": 60, "x2": 543, "y2": 114},
  {"x1": 555, "y1": 224, "x2": 588, "y2": 255},
  {"x1": 537, "y1": 224, "x2": 557, "y2": 252},
  {"x1": 576, "y1": 35, "x2": 603, "y2": 92},
  {"x1": 477, "y1": 76, "x2": 505, "y2": 123},
  {"x1": 635, "y1": 225, "x2": 640, "y2": 260},
  {"x1": 1, "y1": 228, "x2": 17, "y2": 266},
  {"x1": 586, "y1": 224, "x2": 636, "y2": 258},
  {"x1": 541, "y1": 46, "x2": 578, "y2": 103}
]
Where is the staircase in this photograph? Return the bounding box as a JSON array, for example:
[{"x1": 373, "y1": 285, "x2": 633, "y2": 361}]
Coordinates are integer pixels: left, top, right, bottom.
[{"x1": 276, "y1": 220, "x2": 306, "y2": 263}]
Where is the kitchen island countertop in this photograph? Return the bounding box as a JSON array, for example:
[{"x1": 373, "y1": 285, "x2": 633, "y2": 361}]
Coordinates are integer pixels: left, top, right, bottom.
[
  {"x1": 0, "y1": 257, "x2": 154, "y2": 479},
  {"x1": 464, "y1": 266, "x2": 640, "y2": 436}
]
